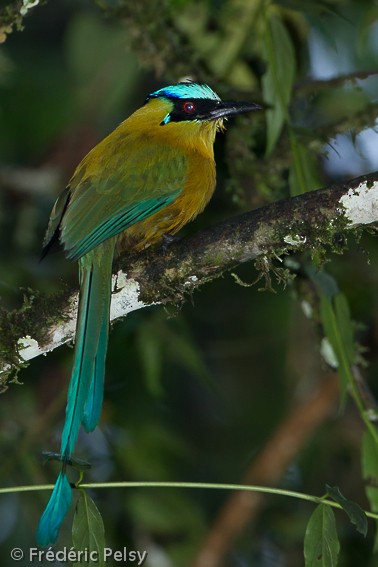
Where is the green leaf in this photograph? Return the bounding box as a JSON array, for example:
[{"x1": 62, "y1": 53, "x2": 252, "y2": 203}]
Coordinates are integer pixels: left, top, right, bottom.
[
  {"x1": 311, "y1": 271, "x2": 355, "y2": 369},
  {"x1": 167, "y1": 327, "x2": 209, "y2": 384},
  {"x1": 318, "y1": 290, "x2": 356, "y2": 405},
  {"x1": 362, "y1": 430, "x2": 378, "y2": 551},
  {"x1": 135, "y1": 315, "x2": 211, "y2": 397},
  {"x1": 319, "y1": 294, "x2": 347, "y2": 406},
  {"x1": 304, "y1": 504, "x2": 340, "y2": 567},
  {"x1": 136, "y1": 321, "x2": 164, "y2": 397},
  {"x1": 65, "y1": 12, "x2": 139, "y2": 119},
  {"x1": 308, "y1": 268, "x2": 356, "y2": 409},
  {"x1": 289, "y1": 133, "x2": 322, "y2": 196},
  {"x1": 358, "y1": 6, "x2": 378, "y2": 53},
  {"x1": 309, "y1": 269, "x2": 339, "y2": 301},
  {"x1": 326, "y1": 485, "x2": 368, "y2": 537},
  {"x1": 362, "y1": 430, "x2": 378, "y2": 504},
  {"x1": 120, "y1": 423, "x2": 189, "y2": 480},
  {"x1": 126, "y1": 489, "x2": 205, "y2": 540},
  {"x1": 275, "y1": 0, "x2": 347, "y2": 18},
  {"x1": 72, "y1": 491, "x2": 106, "y2": 567},
  {"x1": 333, "y1": 294, "x2": 355, "y2": 365},
  {"x1": 262, "y1": 13, "x2": 296, "y2": 155}
]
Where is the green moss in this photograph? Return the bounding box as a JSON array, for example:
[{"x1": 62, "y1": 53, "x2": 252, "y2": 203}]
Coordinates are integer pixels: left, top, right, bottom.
[
  {"x1": 0, "y1": 0, "x2": 45, "y2": 42},
  {"x1": 0, "y1": 283, "x2": 72, "y2": 387},
  {"x1": 252, "y1": 253, "x2": 295, "y2": 292},
  {"x1": 249, "y1": 202, "x2": 358, "y2": 292}
]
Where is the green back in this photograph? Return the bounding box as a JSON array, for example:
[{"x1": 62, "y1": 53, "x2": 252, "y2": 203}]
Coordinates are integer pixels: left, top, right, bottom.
[{"x1": 60, "y1": 138, "x2": 188, "y2": 260}]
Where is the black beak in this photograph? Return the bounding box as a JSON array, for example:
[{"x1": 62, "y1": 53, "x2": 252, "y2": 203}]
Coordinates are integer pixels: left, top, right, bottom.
[{"x1": 208, "y1": 100, "x2": 262, "y2": 121}]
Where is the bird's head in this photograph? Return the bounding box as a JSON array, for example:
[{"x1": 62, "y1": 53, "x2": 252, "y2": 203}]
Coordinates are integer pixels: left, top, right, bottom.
[
  {"x1": 127, "y1": 81, "x2": 261, "y2": 151},
  {"x1": 146, "y1": 81, "x2": 261, "y2": 131}
]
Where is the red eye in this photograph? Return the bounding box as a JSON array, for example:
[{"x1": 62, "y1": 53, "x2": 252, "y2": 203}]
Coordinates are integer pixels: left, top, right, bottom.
[{"x1": 183, "y1": 101, "x2": 195, "y2": 113}]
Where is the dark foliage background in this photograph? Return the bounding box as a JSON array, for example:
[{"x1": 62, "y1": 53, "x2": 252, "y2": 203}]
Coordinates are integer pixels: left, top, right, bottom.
[{"x1": 1, "y1": 0, "x2": 378, "y2": 565}]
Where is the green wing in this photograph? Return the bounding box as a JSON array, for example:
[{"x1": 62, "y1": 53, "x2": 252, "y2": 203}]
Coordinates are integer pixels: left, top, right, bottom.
[
  {"x1": 59, "y1": 138, "x2": 188, "y2": 260},
  {"x1": 64, "y1": 193, "x2": 180, "y2": 260},
  {"x1": 41, "y1": 187, "x2": 71, "y2": 259}
]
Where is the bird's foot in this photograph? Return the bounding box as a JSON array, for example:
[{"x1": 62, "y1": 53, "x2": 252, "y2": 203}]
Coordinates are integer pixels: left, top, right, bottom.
[{"x1": 162, "y1": 233, "x2": 180, "y2": 253}]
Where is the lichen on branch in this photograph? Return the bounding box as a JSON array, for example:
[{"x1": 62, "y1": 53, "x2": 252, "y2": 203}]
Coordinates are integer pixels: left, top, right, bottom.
[{"x1": 0, "y1": 171, "x2": 377, "y2": 387}]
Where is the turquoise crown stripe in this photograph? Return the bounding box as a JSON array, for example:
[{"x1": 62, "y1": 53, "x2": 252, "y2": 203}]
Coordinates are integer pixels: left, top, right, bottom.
[{"x1": 149, "y1": 83, "x2": 220, "y2": 101}]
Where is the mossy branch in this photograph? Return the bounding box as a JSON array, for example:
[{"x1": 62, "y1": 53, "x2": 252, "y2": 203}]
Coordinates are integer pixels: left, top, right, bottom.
[
  {"x1": 1, "y1": 170, "x2": 378, "y2": 385},
  {"x1": 0, "y1": 0, "x2": 44, "y2": 43}
]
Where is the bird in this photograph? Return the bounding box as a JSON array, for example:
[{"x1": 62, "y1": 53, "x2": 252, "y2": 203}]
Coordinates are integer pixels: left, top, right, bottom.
[{"x1": 36, "y1": 81, "x2": 261, "y2": 545}]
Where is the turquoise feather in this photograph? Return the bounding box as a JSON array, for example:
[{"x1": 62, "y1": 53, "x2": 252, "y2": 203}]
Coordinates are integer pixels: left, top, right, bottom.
[
  {"x1": 149, "y1": 82, "x2": 220, "y2": 101},
  {"x1": 67, "y1": 193, "x2": 180, "y2": 261},
  {"x1": 36, "y1": 471, "x2": 72, "y2": 546},
  {"x1": 81, "y1": 290, "x2": 110, "y2": 432},
  {"x1": 37, "y1": 240, "x2": 114, "y2": 545},
  {"x1": 60, "y1": 243, "x2": 114, "y2": 455}
]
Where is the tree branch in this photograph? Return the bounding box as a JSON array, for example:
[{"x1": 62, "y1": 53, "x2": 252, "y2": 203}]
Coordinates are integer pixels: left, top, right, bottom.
[{"x1": 1, "y1": 171, "x2": 378, "y2": 382}]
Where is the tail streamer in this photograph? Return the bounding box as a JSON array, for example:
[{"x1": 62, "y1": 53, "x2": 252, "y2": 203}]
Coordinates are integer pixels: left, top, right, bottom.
[{"x1": 36, "y1": 241, "x2": 114, "y2": 545}]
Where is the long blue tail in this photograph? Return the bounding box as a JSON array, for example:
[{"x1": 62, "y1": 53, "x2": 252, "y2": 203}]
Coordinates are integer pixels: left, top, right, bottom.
[
  {"x1": 37, "y1": 242, "x2": 114, "y2": 546},
  {"x1": 36, "y1": 471, "x2": 72, "y2": 545},
  {"x1": 81, "y1": 310, "x2": 109, "y2": 432}
]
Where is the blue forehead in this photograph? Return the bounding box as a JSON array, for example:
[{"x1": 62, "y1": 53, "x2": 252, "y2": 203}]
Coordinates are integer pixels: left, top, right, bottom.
[{"x1": 149, "y1": 83, "x2": 220, "y2": 101}]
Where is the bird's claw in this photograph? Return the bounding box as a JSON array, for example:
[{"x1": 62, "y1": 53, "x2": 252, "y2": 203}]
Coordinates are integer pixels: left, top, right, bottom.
[{"x1": 162, "y1": 233, "x2": 180, "y2": 252}]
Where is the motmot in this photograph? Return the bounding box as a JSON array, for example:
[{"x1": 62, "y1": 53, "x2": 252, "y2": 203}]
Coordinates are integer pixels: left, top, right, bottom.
[{"x1": 37, "y1": 81, "x2": 261, "y2": 545}]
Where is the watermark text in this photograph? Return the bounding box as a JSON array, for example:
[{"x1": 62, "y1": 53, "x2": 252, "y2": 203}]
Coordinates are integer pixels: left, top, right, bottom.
[{"x1": 10, "y1": 547, "x2": 147, "y2": 564}]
